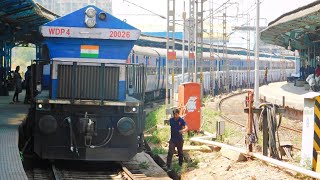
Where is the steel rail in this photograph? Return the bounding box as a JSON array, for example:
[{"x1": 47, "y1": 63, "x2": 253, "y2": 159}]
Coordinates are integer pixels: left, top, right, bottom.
[
  {"x1": 218, "y1": 92, "x2": 303, "y2": 151},
  {"x1": 218, "y1": 92, "x2": 302, "y2": 134},
  {"x1": 51, "y1": 164, "x2": 60, "y2": 180}
]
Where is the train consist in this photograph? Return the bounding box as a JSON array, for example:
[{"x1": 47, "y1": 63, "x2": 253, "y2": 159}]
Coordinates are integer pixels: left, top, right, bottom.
[
  {"x1": 130, "y1": 45, "x2": 296, "y2": 101},
  {"x1": 20, "y1": 6, "x2": 145, "y2": 161},
  {"x1": 19, "y1": 5, "x2": 296, "y2": 162}
]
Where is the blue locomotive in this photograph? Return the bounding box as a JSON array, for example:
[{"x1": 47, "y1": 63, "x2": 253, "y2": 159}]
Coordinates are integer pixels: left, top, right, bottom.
[{"x1": 19, "y1": 6, "x2": 145, "y2": 161}]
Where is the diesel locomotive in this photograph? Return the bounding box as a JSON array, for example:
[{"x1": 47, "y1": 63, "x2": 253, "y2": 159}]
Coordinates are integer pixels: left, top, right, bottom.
[{"x1": 19, "y1": 6, "x2": 146, "y2": 161}]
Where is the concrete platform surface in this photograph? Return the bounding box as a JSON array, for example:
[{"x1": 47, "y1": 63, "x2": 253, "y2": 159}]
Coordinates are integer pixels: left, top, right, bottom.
[
  {"x1": 259, "y1": 82, "x2": 307, "y2": 111},
  {"x1": 0, "y1": 91, "x2": 29, "y2": 180}
]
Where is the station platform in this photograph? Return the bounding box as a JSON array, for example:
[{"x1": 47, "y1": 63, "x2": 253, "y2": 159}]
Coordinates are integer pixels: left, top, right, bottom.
[
  {"x1": 0, "y1": 91, "x2": 29, "y2": 180},
  {"x1": 259, "y1": 81, "x2": 307, "y2": 111}
]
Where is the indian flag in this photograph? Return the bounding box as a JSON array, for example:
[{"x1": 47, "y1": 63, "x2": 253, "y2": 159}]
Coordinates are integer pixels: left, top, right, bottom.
[{"x1": 80, "y1": 45, "x2": 99, "y2": 58}]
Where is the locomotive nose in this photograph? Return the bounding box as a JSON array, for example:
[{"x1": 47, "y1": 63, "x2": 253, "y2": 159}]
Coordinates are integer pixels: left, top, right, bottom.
[
  {"x1": 117, "y1": 117, "x2": 136, "y2": 136},
  {"x1": 39, "y1": 115, "x2": 57, "y2": 135}
]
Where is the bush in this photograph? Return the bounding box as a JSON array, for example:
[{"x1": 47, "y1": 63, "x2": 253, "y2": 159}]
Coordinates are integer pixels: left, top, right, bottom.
[{"x1": 151, "y1": 147, "x2": 167, "y2": 155}]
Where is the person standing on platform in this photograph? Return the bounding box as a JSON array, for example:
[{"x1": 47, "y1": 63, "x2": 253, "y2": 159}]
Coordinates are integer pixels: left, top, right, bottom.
[
  {"x1": 166, "y1": 109, "x2": 188, "y2": 169},
  {"x1": 12, "y1": 66, "x2": 22, "y2": 103},
  {"x1": 306, "y1": 65, "x2": 312, "y2": 77},
  {"x1": 24, "y1": 66, "x2": 31, "y2": 104},
  {"x1": 315, "y1": 65, "x2": 320, "y2": 77},
  {"x1": 264, "y1": 67, "x2": 268, "y2": 85},
  {"x1": 300, "y1": 65, "x2": 305, "y2": 80}
]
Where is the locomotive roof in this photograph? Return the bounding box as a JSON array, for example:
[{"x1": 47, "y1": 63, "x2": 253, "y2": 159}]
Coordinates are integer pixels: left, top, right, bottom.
[
  {"x1": 40, "y1": 5, "x2": 141, "y2": 61},
  {"x1": 42, "y1": 5, "x2": 138, "y2": 30}
]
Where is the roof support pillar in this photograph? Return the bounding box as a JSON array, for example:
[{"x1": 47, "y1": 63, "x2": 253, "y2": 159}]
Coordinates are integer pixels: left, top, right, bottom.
[
  {"x1": 36, "y1": 44, "x2": 41, "y2": 60},
  {"x1": 0, "y1": 41, "x2": 12, "y2": 96}
]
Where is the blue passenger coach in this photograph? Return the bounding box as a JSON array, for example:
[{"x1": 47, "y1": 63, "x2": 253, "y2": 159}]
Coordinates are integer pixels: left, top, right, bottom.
[{"x1": 19, "y1": 6, "x2": 146, "y2": 161}]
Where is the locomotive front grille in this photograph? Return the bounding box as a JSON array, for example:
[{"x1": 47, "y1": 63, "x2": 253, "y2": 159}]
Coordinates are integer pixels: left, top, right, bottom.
[{"x1": 57, "y1": 64, "x2": 119, "y2": 100}]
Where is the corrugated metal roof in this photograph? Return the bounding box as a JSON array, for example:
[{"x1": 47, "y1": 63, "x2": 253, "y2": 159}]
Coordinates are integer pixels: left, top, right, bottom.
[
  {"x1": 0, "y1": 0, "x2": 58, "y2": 44},
  {"x1": 261, "y1": 1, "x2": 320, "y2": 50}
]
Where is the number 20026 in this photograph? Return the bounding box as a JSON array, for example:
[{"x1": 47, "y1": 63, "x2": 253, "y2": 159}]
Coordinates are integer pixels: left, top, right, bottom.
[{"x1": 110, "y1": 31, "x2": 131, "y2": 38}]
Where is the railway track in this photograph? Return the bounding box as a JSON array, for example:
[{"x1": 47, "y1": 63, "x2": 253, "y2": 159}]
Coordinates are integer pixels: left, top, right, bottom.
[
  {"x1": 26, "y1": 160, "x2": 149, "y2": 180},
  {"x1": 217, "y1": 91, "x2": 303, "y2": 151},
  {"x1": 218, "y1": 91, "x2": 302, "y2": 134},
  {"x1": 217, "y1": 92, "x2": 247, "y2": 128}
]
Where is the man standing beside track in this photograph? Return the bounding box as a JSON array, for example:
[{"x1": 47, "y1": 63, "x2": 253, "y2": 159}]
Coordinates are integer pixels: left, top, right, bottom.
[{"x1": 166, "y1": 109, "x2": 188, "y2": 169}]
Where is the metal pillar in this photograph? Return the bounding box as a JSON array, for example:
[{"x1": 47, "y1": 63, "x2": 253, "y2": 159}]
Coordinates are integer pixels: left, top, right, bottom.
[
  {"x1": 246, "y1": 14, "x2": 251, "y2": 88},
  {"x1": 0, "y1": 41, "x2": 4, "y2": 96},
  {"x1": 195, "y1": 0, "x2": 203, "y2": 92},
  {"x1": 36, "y1": 44, "x2": 41, "y2": 60},
  {"x1": 0, "y1": 42, "x2": 12, "y2": 96},
  {"x1": 209, "y1": 0, "x2": 215, "y2": 95},
  {"x1": 166, "y1": 0, "x2": 176, "y2": 107},
  {"x1": 254, "y1": 0, "x2": 260, "y2": 107},
  {"x1": 182, "y1": 1, "x2": 186, "y2": 83},
  {"x1": 222, "y1": 8, "x2": 228, "y2": 92},
  {"x1": 188, "y1": 0, "x2": 195, "y2": 82},
  {"x1": 199, "y1": 0, "x2": 203, "y2": 93}
]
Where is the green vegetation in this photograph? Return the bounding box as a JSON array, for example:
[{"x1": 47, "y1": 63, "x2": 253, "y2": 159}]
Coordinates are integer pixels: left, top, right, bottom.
[
  {"x1": 19, "y1": 151, "x2": 24, "y2": 162},
  {"x1": 139, "y1": 161, "x2": 150, "y2": 169},
  {"x1": 145, "y1": 105, "x2": 171, "y2": 145},
  {"x1": 294, "y1": 173, "x2": 311, "y2": 179},
  {"x1": 145, "y1": 105, "x2": 166, "y2": 131},
  {"x1": 202, "y1": 95, "x2": 214, "y2": 104},
  {"x1": 293, "y1": 153, "x2": 301, "y2": 164},
  {"x1": 171, "y1": 158, "x2": 200, "y2": 174},
  {"x1": 201, "y1": 107, "x2": 221, "y2": 134},
  {"x1": 145, "y1": 126, "x2": 170, "y2": 145},
  {"x1": 151, "y1": 147, "x2": 167, "y2": 156},
  {"x1": 216, "y1": 124, "x2": 242, "y2": 144}
]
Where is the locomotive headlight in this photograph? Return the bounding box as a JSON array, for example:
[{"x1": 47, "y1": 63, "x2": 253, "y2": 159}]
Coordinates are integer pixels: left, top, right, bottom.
[
  {"x1": 85, "y1": 7, "x2": 96, "y2": 18},
  {"x1": 125, "y1": 106, "x2": 138, "y2": 113},
  {"x1": 85, "y1": 18, "x2": 96, "y2": 28},
  {"x1": 117, "y1": 117, "x2": 136, "y2": 136},
  {"x1": 39, "y1": 115, "x2": 57, "y2": 135},
  {"x1": 38, "y1": 104, "x2": 43, "y2": 109},
  {"x1": 98, "y1": 12, "x2": 107, "y2": 20}
]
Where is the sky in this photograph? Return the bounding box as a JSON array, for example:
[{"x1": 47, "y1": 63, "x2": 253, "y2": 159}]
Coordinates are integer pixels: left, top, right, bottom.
[{"x1": 112, "y1": 0, "x2": 317, "y2": 32}]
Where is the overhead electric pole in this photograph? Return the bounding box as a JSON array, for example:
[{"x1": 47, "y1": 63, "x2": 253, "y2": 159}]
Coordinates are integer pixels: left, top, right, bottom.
[
  {"x1": 182, "y1": 1, "x2": 186, "y2": 83},
  {"x1": 188, "y1": 0, "x2": 195, "y2": 82},
  {"x1": 222, "y1": 6, "x2": 228, "y2": 92},
  {"x1": 210, "y1": 0, "x2": 215, "y2": 95},
  {"x1": 254, "y1": 0, "x2": 260, "y2": 107},
  {"x1": 194, "y1": 0, "x2": 204, "y2": 85},
  {"x1": 166, "y1": 0, "x2": 176, "y2": 107}
]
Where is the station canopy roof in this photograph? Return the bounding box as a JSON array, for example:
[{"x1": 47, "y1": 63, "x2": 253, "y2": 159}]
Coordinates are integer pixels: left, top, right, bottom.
[
  {"x1": 261, "y1": 1, "x2": 320, "y2": 51},
  {"x1": 0, "y1": 0, "x2": 58, "y2": 45}
]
